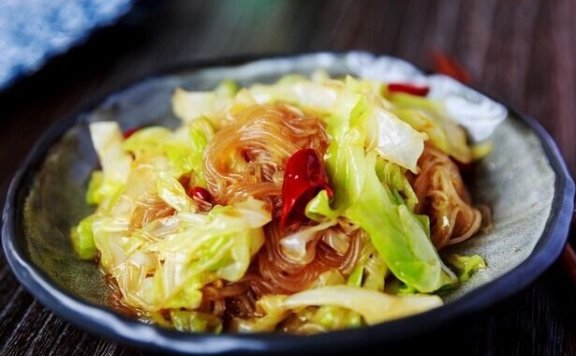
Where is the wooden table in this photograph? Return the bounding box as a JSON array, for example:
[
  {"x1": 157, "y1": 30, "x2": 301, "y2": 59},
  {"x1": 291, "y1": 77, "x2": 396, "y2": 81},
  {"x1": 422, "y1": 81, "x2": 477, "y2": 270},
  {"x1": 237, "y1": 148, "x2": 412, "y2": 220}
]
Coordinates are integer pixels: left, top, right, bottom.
[{"x1": 1, "y1": 1, "x2": 575, "y2": 354}]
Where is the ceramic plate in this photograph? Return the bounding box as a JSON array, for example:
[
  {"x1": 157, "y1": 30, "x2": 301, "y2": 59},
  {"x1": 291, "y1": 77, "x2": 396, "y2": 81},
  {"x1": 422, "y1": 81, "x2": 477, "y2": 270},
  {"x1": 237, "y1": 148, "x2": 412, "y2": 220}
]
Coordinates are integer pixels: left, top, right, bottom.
[{"x1": 2, "y1": 52, "x2": 574, "y2": 354}]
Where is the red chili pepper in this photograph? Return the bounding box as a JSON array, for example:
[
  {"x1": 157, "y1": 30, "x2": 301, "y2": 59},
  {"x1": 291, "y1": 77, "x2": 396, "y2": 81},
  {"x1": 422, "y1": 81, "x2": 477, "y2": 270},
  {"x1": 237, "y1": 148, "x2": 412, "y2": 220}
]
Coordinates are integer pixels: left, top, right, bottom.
[
  {"x1": 430, "y1": 50, "x2": 473, "y2": 84},
  {"x1": 123, "y1": 127, "x2": 140, "y2": 139},
  {"x1": 387, "y1": 83, "x2": 430, "y2": 96},
  {"x1": 187, "y1": 186, "x2": 214, "y2": 211},
  {"x1": 280, "y1": 148, "x2": 333, "y2": 228},
  {"x1": 178, "y1": 174, "x2": 191, "y2": 190}
]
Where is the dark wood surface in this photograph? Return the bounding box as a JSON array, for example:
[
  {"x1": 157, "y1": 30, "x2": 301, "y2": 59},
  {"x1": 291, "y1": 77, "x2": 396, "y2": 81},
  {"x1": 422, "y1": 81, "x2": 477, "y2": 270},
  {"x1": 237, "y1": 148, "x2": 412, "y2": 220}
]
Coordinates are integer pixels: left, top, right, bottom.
[{"x1": 1, "y1": 0, "x2": 575, "y2": 354}]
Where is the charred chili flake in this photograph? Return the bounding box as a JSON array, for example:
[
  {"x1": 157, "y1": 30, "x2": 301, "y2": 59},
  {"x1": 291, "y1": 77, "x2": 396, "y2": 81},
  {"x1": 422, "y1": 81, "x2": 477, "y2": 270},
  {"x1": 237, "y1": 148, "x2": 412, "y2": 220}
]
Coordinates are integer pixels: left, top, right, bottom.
[
  {"x1": 430, "y1": 51, "x2": 473, "y2": 84},
  {"x1": 387, "y1": 83, "x2": 430, "y2": 96},
  {"x1": 178, "y1": 174, "x2": 192, "y2": 191},
  {"x1": 187, "y1": 186, "x2": 214, "y2": 210},
  {"x1": 280, "y1": 148, "x2": 333, "y2": 228},
  {"x1": 122, "y1": 127, "x2": 141, "y2": 139}
]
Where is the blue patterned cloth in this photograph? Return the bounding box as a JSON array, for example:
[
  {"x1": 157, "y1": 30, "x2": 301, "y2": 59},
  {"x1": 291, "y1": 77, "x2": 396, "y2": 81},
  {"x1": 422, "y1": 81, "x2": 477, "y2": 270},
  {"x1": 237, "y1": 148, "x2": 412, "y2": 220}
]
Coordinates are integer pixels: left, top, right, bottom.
[{"x1": 0, "y1": 0, "x2": 133, "y2": 89}]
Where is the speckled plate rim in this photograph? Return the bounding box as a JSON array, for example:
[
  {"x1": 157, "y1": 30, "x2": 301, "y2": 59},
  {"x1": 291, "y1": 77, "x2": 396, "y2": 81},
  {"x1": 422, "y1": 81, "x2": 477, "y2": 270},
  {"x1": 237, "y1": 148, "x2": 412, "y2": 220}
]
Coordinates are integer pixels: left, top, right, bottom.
[{"x1": 2, "y1": 52, "x2": 574, "y2": 355}]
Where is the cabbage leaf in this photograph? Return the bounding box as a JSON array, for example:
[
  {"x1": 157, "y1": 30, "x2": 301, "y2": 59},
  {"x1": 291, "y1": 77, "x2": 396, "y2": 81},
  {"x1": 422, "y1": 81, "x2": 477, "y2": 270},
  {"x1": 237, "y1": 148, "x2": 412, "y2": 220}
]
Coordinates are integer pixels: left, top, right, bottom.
[
  {"x1": 283, "y1": 285, "x2": 442, "y2": 325},
  {"x1": 308, "y1": 94, "x2": 457, "y2": 293},
  {"x1": 87, "y1": 122, "x2": 132, "y2": 205},
  {"x1": 446, "y1": 254, "x2": 487, "y2": 283},
  {"x1": 386, "y1": 93, "x2": 472, "y2": 163},
  {"x1": 113, "y1": 197, "x2": 271, "y2": 311}
]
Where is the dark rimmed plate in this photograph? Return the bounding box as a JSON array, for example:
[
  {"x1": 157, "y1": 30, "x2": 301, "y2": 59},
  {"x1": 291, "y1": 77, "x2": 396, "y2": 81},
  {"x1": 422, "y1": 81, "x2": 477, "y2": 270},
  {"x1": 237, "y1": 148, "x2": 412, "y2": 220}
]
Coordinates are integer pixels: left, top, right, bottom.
[{"x1": 2, "y1": 52, "x2": 574, "y2": 354}]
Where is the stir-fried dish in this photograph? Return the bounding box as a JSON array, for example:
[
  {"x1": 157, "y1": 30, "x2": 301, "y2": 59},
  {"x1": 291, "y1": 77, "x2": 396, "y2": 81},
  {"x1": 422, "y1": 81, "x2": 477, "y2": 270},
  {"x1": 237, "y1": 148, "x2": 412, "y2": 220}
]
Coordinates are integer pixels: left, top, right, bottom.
[{"x1": 72, "y1": 71, "x2": 490, "y2": 334}]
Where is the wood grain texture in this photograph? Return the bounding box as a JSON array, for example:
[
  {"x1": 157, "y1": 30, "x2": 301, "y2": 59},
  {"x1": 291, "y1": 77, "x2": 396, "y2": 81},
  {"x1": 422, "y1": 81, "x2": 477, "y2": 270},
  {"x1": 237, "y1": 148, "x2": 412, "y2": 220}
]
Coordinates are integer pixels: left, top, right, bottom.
[{"x1": 1, "y1": 0, "x2": 575, "y2": 354}]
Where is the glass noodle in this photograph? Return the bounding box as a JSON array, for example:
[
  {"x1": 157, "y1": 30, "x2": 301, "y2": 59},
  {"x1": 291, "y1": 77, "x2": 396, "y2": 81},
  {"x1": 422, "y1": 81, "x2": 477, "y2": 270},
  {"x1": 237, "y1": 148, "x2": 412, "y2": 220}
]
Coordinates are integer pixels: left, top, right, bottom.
[{"x1": 72, "y1": 72, "x2": 492, "y2": 334}]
